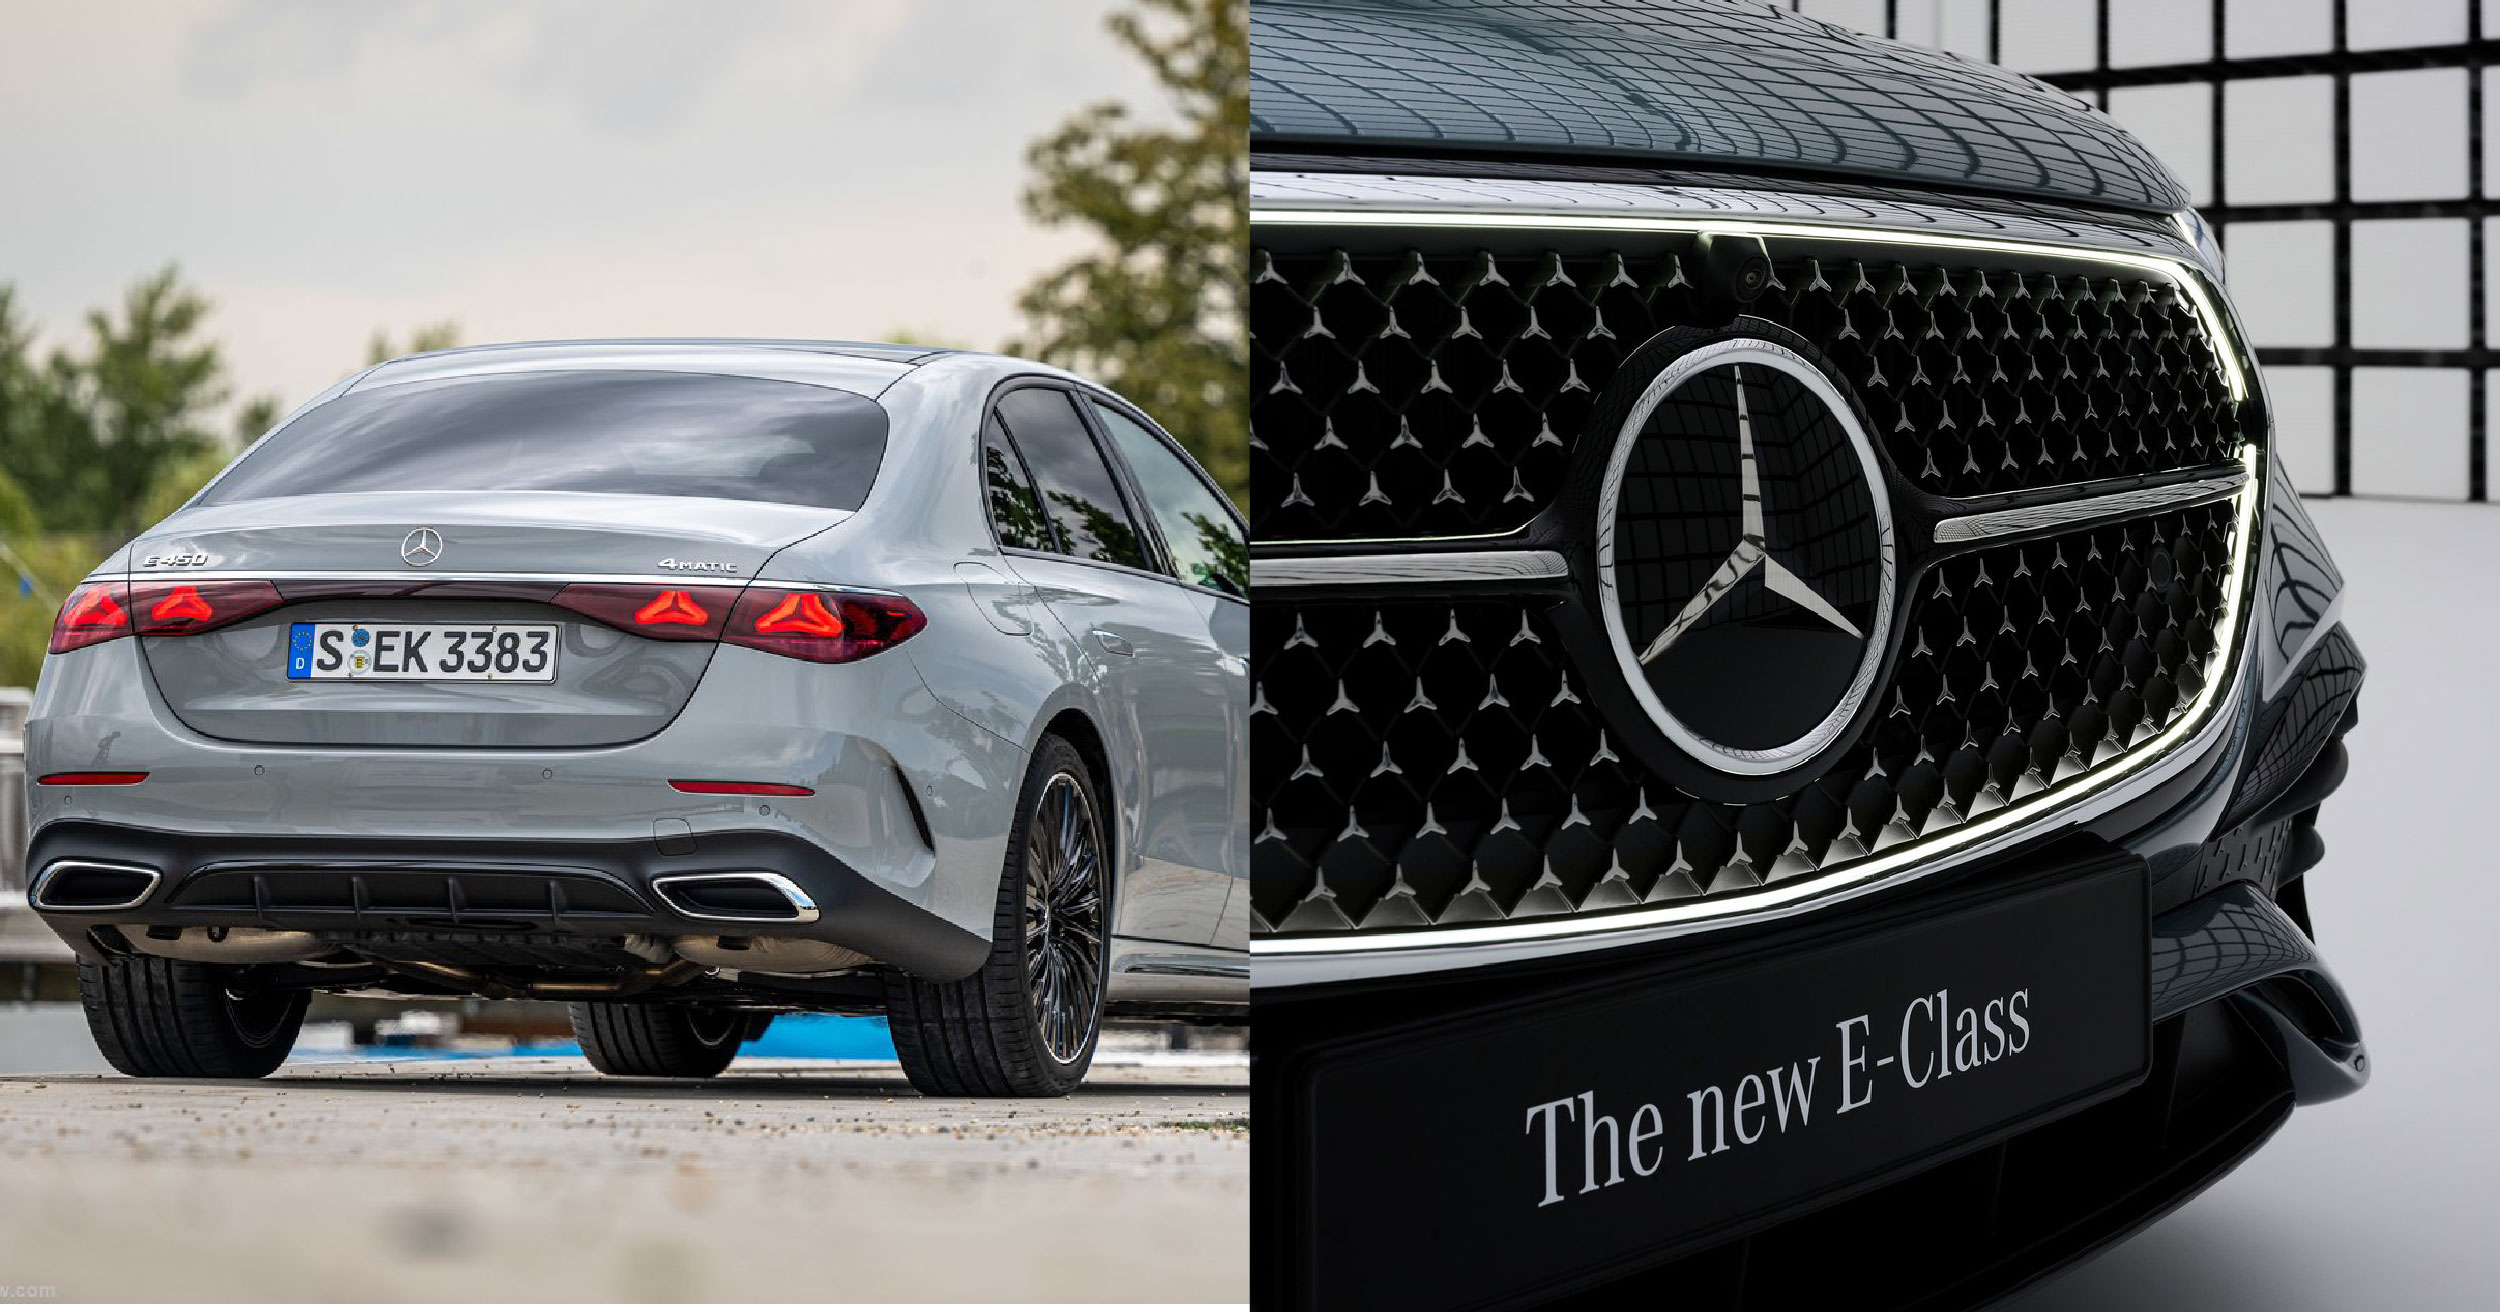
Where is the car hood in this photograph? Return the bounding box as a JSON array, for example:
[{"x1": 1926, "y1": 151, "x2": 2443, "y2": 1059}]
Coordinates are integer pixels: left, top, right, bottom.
[{"x1": 1249, "y1": 0, "x2": 2188, "y2": 214}]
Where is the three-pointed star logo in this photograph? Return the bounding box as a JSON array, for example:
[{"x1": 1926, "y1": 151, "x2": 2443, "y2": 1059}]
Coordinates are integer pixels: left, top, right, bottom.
[{"x1": 1637, "y1": 365, "x2": 1862, "y2": 666}]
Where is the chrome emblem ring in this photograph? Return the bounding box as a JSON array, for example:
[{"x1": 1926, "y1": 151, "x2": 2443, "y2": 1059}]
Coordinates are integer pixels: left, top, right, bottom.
[{"x1": 400, "y1": 526, "x2": 444, "y2": 567}]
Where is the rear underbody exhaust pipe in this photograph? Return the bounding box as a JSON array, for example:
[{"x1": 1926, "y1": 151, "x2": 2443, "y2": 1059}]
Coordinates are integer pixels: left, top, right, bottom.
[
  {"x1": 649, "y1": 872, "x2": 820, "y2": 924},
  {"x1": 671, "y1": 934, "x2": 871, "y2": 977},
  {"x1": 389, "y1": 958, "x2": 702, "y2": 999},
  {"x1": 119, "y1": 925, "x2": 323, "y2": 965}
]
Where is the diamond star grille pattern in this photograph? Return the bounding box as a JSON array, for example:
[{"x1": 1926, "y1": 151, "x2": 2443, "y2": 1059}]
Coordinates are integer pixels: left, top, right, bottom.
[
  {"x1": 1250, "y1": 244, "x2": 2242, "y2": 540},
  {"x1": 1251, "y1": 501, "x2": 2237, "y2": 936}
]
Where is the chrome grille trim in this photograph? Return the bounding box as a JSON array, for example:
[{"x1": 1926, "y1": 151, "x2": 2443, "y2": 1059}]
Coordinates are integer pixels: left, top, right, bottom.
[
  {"x1": 1252, "y1": 172, "x2": 2216, "y2": 289},
  {"x1": 1931, "y1": 470, "x2": 2248, "y2": 544},
  {"x1": 1253, "y1": 550, "x2": 1569, "y2": 588},
  {"x1": 1249, "y1": 184, "x2": 2265, "y2": 984}
]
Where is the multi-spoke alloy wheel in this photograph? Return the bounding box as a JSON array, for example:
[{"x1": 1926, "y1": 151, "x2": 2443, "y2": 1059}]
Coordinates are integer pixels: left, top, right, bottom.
[
  {"x1": 885, "y1": 733, "x2": 1112, "y2": 1096},
  {"x1": 1024, "y1": 771, "x2": 1106, "y2": 1064}
]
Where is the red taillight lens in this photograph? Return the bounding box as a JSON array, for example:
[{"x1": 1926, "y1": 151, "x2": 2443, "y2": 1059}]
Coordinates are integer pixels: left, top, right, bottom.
[
  {"x1": 668, "y1": 779, "x2": 815, "y2": 797},
  {"x1": 753, "y1": 592, "x2": 844, "y2": 636},
  {"x1": 553, "y1": 584, "x2": 737, "y2": 640},
  {"x1": 129, "y1": 579, "x2": 285, "y2": 637},
  {"x1": 48, "y1": 582, "x2": 132, "y2": 653},
  {"x1": 727, "y1": 589, "x2": 926, "y2": 664},
  {"x1": 635, "y1": 589, "x2": 713, "y2": 627},
  {"x1": 35, "y1": 771, "x2": 148, "y2": 786},
  {"x1": 151, "y1": 586, "x2": 214, "y2": 622}
]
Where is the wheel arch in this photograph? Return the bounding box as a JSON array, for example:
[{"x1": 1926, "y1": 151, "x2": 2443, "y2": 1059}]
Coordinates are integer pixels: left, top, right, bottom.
[{"x1": 1035, "y1": 705, "x2": 1118, "y2": 884}]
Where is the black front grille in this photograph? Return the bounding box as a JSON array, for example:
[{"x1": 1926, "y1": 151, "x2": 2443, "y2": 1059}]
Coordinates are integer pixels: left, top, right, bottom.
[
  {"x1": 1251, "y1": 242, "x2": 2242, "y2": 540},
  {"x1": 1252, "y1": 501, "x2": 2238, "y2": 935}
]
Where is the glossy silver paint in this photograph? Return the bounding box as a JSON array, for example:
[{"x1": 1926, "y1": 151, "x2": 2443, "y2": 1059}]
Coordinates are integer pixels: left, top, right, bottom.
[{"x1": 27, "y1": 341, "x2": 1247, "y2": 997}]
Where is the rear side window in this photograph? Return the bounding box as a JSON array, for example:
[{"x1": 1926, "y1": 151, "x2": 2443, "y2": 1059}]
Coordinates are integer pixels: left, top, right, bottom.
[
  {"x1": 1089, "y1": 401, "x2": 1246, "y2": 596},
  {"x1": 203, "y1": 370, "x2": 888, "y2": 511},
  {"x1": 982, "y1": 414, "x2": 1055, "y2": 551},
  {"x1": 993, "y1": 388, "x2": 1150, "y2": 570}
]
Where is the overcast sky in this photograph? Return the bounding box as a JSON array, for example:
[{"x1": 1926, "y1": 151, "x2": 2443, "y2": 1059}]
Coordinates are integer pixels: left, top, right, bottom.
[{"x1": 0, "y1": 0, "x2": 1161, "y2": 417}]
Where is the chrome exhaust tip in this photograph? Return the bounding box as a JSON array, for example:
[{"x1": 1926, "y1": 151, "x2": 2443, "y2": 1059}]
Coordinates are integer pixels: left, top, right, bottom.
[
  {"x1": 29, "y1": 859, "x2": 162, "y2": 913},
  {"x1": 649, "y1": 872, "x2": 820, "y2": 925}
]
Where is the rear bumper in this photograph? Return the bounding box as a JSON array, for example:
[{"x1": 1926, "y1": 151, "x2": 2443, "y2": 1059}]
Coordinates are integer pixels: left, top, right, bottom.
[
  {"x1": 26, "y1": 636, "x2": 1028, "y2": 949},
  {"x1": 24, "y1": 818, "x2": 988, "y2": 981}
]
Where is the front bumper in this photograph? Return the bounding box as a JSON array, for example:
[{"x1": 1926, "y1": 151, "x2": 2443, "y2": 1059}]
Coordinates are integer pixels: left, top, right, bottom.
[
  {"x1": 1253, "y1": 604, "x2": 2367, "y2": 1311},
  {"x1": 1253, "y1": 841, "x2": 2365, "y2": 1312}
]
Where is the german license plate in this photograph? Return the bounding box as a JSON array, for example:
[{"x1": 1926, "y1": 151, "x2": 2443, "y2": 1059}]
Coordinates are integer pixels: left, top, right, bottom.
[
  {"x1": 286, "y1": 622, "x2": 558, "y2": 683},
  {"x1": 1291, "y1": 856, "x2": 2149, "y2": 1310}
]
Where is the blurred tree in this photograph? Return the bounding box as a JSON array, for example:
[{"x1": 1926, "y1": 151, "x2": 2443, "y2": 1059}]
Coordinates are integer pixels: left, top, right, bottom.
[
  {"x1": 365, "y1": 320, "x2": 461, "y2": 366},
  {"x1": 1010, "y1": 0, "x2": 1246, "y2": 507},
  {"x1": 0, "y1": 285, "x2": 72, "y2": 528},
  {"x1": 4, "y1": 267, "x2": 234, "y2": 537},
  {"x1": 0, "y1": 470, "x2": 31, "y2": 540}
]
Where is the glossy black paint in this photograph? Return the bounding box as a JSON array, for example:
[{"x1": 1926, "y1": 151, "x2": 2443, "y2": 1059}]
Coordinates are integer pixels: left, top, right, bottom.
[
  {"x1": 1249, "y1": 1, "x2": 2368, "y2": 1306},
  {"x1": 1283, "y1": 849, "x2": 2150, "y2": 1311},
  {"x1": 1250, "y1": 0, "x2": 2190, "y2": 213}
]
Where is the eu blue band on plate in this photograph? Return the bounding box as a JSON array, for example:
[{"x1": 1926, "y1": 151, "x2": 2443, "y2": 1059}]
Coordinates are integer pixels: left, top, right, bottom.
[{"x1": 287, "y1": 623, "x2": 315, "y2": 680}]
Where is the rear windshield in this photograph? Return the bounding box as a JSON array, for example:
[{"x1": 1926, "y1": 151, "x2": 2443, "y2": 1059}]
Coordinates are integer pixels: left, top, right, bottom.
[{"x1": 203, "y1": 370, "x2": 889, "y2": 510}]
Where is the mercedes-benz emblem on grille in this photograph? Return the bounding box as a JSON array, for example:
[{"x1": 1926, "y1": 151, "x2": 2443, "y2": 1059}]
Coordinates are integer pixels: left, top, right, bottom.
[
  {"x1": 400, "y1": 526, "x2": 444, "y2": 568},
  {"x1": 1596, "y1": 335, "x2": 1896, "y2": 777}
]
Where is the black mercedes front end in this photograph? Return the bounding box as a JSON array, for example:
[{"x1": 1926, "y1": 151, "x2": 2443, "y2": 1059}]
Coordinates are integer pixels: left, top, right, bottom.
[{"x1": 1246, "y1": 3, "x2": 2368, "y2": 1308}]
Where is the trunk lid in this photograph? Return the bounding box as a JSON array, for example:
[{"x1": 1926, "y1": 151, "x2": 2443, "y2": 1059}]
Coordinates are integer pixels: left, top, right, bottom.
[{"x1": 128, "y1": 490, "x2": 846, "y2": 748}]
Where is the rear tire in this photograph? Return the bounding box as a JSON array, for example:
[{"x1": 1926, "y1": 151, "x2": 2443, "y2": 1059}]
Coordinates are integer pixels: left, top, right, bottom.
[
  {"x1": 885, "y1": 734, "x2": 1109, "y2": 1097},
  {"x1": 568, "y1": 1001, "x2": 744, "y2": 1078},
  {"x1": 77, "y1": 955, "x2": 308, "y2": 1079}
]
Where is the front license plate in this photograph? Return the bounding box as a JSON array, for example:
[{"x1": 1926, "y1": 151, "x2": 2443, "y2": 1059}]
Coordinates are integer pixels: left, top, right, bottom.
[
  {"x1": 1294, "y1": 856, "x2": 2149, "y2": 1310},
  {"x1": 286, "y1": 622, "x2": 558, "y2": 683}
]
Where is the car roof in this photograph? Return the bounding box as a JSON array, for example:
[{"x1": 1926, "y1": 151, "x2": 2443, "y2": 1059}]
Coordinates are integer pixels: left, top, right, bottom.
[{"x1": 348, "y1": 338, "x2": 1039, "y2": 400}]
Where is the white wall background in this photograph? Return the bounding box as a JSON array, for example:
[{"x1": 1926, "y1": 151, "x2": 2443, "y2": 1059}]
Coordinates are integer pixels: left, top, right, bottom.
[{"x1": 1796, "y1": 0, "x2": 2496, "y2": 500}]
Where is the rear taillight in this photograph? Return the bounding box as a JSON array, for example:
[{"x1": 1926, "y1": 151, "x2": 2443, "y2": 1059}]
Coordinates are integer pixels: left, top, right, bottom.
[
  {"x1": 726, "y1": 588, "x2": 926, "y2": 664},
  {"x1": 48, "y1": 582, "x2": 132, "y2": 653},
  {"x1": 129, "y1": 579, "x2": 284, "y2": 637},
  {"x1": 552, "y1": 583, "x2": 738, "y2": 640}
]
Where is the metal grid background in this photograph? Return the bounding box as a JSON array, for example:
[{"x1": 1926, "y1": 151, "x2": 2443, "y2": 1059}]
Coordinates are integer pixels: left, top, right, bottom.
[{"x1": 1798, "y1": 0, "x2": 2498, "y2": 501}]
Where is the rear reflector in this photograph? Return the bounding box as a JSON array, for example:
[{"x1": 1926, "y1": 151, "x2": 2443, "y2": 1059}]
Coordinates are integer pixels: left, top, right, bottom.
[
  {"x1": 669, "y1": 780, "x2": 816, "y2": 797},
  {"x1": 726, "y1": 588, "x2": 926, "y2": 664},
  {"x1": 49, "y1": 581, "x2": 133, "y2": 653},
  {"x1": 130, "y1": 579, "x2": 284, "y2": 638},
  {"x1": 35, "y1": 772, "x2": 149, "y2": 786}
]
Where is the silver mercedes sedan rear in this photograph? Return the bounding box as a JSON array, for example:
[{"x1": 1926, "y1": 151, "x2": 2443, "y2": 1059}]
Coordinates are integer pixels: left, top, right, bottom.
[{"x1": 24, "y1": 339, "x2": 1248, "y2": 1095}]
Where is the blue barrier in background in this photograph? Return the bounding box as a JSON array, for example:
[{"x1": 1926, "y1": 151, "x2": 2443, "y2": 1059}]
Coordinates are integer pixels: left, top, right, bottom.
[{"x1": 302, "y1": 1013, "x2": 898, "y2": 1063}]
